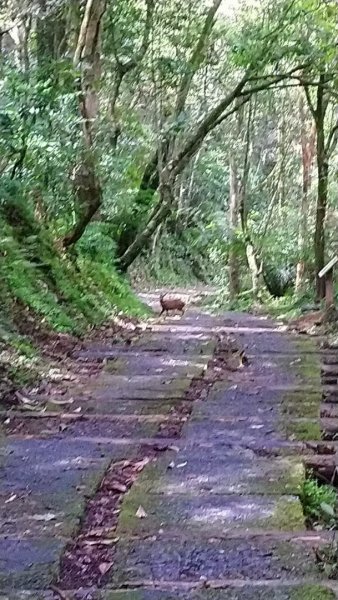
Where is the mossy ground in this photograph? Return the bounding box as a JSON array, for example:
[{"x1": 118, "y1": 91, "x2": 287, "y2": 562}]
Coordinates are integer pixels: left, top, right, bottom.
[
  {"x1": 266, "y1": 497, "x2": 305, "y2": 531},
  {"x1": 281, "y1": 419, "x2": 322, "y2": 441},
  {"x1": 289, "y1": 585, "x2": 336, "y2": 600}
]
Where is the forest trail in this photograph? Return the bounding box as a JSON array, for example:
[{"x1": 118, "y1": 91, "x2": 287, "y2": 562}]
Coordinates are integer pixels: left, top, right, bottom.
[{"x1": 0, "y1": 293, "x2": 337, "y2": 599}]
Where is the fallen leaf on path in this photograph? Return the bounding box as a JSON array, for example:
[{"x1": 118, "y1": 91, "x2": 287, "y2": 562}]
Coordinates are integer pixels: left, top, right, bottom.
[
  {"x1": 136, "y1": 505, "x2": 147, "y2": 518},
  {"x1": 98, "y1": 561, "x2": 113, "y2": 575},
  {"x1": 19, "y1": 402, "x2": 45, "y2": 412},
  {"x1": 134, "y1": 457, "x2": 150, "y2": 471},
  {"x1": 50, "y1": 584, "x2": 71, "y2": 600},
  {"x1": 49, "y1": 398, "x2": 74, "y2": 406},
  {"x1": 5, "y1": 494, "x2": 17, "y2": 503},
  {"x1": 32, "y1": 512, "x2": 57, "y2": 521},
  {"x1": 85, "y1": 538, "x2": 119, "y2": 546},
  {"x1": 111, "y1": 482, "x2": 127, "y2": 493}
]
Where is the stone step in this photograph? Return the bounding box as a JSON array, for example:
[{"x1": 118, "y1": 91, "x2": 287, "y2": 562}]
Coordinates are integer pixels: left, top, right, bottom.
[
  {"x1": 1, "y1": 582, "x2": 337, "y2": 599},
  {"x1": 111, "y1": 534, "x2": 327, "y2": 587},
  {"x1": 117, "y1": 492, "x2": 304, "y2": 537}
]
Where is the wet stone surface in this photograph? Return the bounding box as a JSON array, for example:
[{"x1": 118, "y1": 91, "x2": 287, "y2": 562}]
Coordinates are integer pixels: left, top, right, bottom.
[
  {"x1": 0, "y1": 538, "x2": 64, "y2": 589},
  {"x1": 128, "y1": 453, "x2": 305, "y2": 497},
  {"x1": 111, "y1": 310, "x2": 325, "y2": 591},
  {"x1": 118, "y1": 492, "x2": 304, "y2": 535},
  {"x1": 1, "y1": 586, "x2": 338, "y2": 600},
  {"x1": 0, "y1": 303, "x2": 328, "y2": 595},
  {"x1": 112, "y1": 536, "x2": 318, "y2": 584},
  {"x1": 0, "y1": 303, "x2": 216, "y2": 592}
]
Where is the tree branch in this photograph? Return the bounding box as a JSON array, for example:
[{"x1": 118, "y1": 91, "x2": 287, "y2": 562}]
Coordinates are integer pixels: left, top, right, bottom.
[
  {"x1": 110, "y1": 0, "x2": 154, "y2": 136},
  {"x1": 326, "y1": 120, "x2": 338, "y2": 156},
  {"x1": 175, "y1": 0, "x2": 222, "y2": 117},
  {"x1": 303, "y1": 84, "x2": 316, "y2": 119},
  {"x1": 171, "y1": 64, "x2": 309, "y2": 177}
]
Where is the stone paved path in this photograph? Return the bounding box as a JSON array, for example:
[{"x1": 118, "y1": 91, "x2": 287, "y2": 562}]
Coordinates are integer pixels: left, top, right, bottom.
[{"x1": 0, "y1": 296, "x2": 337, "y2": 599}]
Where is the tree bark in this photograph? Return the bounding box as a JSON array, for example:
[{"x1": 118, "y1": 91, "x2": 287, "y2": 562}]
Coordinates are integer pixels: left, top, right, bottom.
[
  {"x1": 63, "y1": 0, "x2": 107, "y2": 249},
  {"x1": 228, "y1": 157, "x2": 241, "y2": 300},
  {"x1": 304, "y1": 73, "x2": 330, "y2": 301},
  {"x1": 295, "y1": 94, "x2": 315, "y2": 292},
  {"x1": 315, "y1": 121, "x2": 328, "y2": 300},
  {"x1": 313, "y1": 76, "x2": 329, "y2": 301},
  {"x1": 246, "y1": 241, "x2": 262, "y2": 297},
  {"x1": 118, "y1": 184, "x2": 174, "y2": 272}
]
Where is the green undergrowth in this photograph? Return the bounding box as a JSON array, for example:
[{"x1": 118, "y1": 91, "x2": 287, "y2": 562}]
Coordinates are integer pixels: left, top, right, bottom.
[
  {"x1": 204, "y1": 278, "x2": 321, "y2": 320},
  {"x1": 299, "y1": 475, "x2": 337, "y2": 528},
  {"x1": 0, "y1": 197, "x2": 149, "y2": 395}
]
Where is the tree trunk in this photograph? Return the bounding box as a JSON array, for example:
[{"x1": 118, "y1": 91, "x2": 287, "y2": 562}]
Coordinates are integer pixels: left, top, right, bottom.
[
  {"x1": 314, "y1": 114, "x2": 328, "y2": 300},
  {"x1": 62, "y1": 0, "x2": 107, "y2": 249},
  {"x1": 295, "y1": 95, "x2": 315, "y2": 292},
  {"x1": 36, "y1": 0, "x2": 66, "y2": 71},
  {"x1": 246, "y1": 240, "x2": 262, "y2": 298},
  {"x1": 228, "y1": 158, "x2": 240, "y2": 300},
  {"x1": 63, "y1": 158, "x2": 102, "y2": 247},
  {"x1": 304, "y1": 74, "x2": 330, "y2": 301},
  {"x1": 118, "y1": 184, "x2": 174, "y2": 272}
]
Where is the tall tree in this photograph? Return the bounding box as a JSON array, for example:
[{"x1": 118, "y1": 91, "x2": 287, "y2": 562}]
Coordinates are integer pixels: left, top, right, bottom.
[
  {"x1": 63, "y1": 0, "x2": 108, "y2": 248},
  {"x1": 295, "y1": 92, "x2": 315, "y2": 292},
  {"x1": 304, "y1": 73, "x2": 338, "y2": 299}
]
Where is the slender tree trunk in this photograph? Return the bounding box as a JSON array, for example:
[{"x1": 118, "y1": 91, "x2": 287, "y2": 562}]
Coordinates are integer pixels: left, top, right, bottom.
[
  {"x1": 246, "y1": 240, "x2": 262, "y2": 297},
  {"x1": 304, "y1": 74, "x2": 330, "y2": 301},
  {"x1": 228, "y1": 158, "x2": 240, "y2": 299},
  {"x1": 63, "y1": 0, "x2": 107, "y2": 248},
  {"x1": 295, "y1": 95, "x2": 315, "y2": 292},
  {"x1": 314, "y1": 113, "x2": 328, "y2": 300}
]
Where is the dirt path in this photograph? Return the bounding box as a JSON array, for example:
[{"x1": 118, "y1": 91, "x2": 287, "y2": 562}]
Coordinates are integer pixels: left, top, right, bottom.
[{"x1": 0, "y1": 296, "x2": 337, "y2": 599}]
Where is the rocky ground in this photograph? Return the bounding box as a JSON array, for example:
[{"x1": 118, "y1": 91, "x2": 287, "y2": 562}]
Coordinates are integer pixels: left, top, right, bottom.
[{"x1": 0, "y1": 290, "x2": 337, "y2": 599}]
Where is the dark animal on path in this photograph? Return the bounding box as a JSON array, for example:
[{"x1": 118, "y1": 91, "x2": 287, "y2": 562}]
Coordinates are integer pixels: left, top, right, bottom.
[{"x1": 159, "y1": 293, "x2": 185, "y2": 317}]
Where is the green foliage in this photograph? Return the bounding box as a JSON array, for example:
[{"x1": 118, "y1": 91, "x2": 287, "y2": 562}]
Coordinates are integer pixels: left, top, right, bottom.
[
  {"x1": 300, "y1": 477, "x2": 337, "y2": 526},
  {"x1": 0, "y1": 0, "x2": 337, "y2": 335}
]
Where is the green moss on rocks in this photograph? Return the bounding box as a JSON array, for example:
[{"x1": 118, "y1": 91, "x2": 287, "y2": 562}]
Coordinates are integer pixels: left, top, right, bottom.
[
  {"x1": 266, "y1": 497, "x2": 305, "y2": 531},
  {"x1": 290, "y1": 584, "x2": 336, "y2": 600}
]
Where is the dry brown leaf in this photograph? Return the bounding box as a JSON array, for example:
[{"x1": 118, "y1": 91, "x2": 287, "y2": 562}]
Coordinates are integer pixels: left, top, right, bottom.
[
  {"x1": 84, "y1": 538, "x2": 119, "y2": 546},
  {"x1": 49, "y1": 584, "x2": 71, "y2": 600},
  {"x1": 135, "y1": 505, "x2": 147, "y2": 518},
  {"x1": 111, "y1": 481, "x2": 127, "y2": 493},
  {"x1": 49, "y1": 398, "x2": 74, "y2": 406},
  {"x1": 98, "y1": 561, "x2": 113, "y2": 575},
  {"x1": 134, "y1": 457, "x2": 150, "y2": 471}
]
